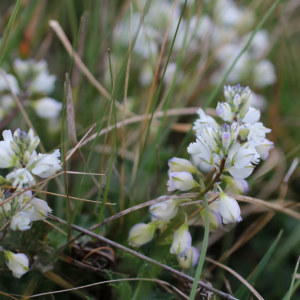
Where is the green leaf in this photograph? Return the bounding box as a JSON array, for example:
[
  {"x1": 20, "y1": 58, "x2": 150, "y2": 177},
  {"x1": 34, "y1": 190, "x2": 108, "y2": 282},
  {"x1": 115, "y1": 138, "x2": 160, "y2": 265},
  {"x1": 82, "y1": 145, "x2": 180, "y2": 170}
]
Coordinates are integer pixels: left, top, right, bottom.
[{"x1": 234, "y1": 230, "x2": 283, "y2": 299}]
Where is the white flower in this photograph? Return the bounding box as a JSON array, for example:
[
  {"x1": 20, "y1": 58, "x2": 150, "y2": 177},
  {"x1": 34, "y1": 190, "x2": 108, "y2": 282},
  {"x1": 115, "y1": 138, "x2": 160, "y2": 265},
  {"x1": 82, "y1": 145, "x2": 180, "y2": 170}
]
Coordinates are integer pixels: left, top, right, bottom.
[
  {"x1": 247, "y1": 122, "x2": 271, "y2": 143},
  {"x1": 226, "y1": 164, "x2": 255, "y2": 179},
  {"x1": 167, "y1": 172, "x2": 198, "y2": 192},
  {"x1": 139, "y1": 62, "x2": 153, "y2": 86},
  {"x1": 33, "y1": 97, "x2": 62, "y2": 119},
  {"x1": 29, "y1": 70, "x2": 56, "y2": 94},
  {"x1": 216, "y1": 102, "x2": 233, "y2": 122},
  {"x1": 178, "y1": 246, "x2": 199, "y2": 269},
  {"x1": 168, "y1": 157, "x2": 196, "y2": 173},
  {"x1": 10, "y1": 211, "x2": 32, "y2": 231},
  {"x1": 170, "y1": 223, "x2": 192, "y2": 256},
  {"x1": 29, "y1": 198, "x2": 52, "y2": 221},
  {"x1": 253, "y1": 60, "x2": 276, "y2": 87},
  {"x1": 200, "y1": 126, "x2": 220, "y2": 153},
  {"x1": 0, "y1": 139, "x2": 18, "y2": 168},
  {"x1": 218, "y1": 192, "x2": 242, "y2": 224},
  {"x1": 128, "y1": 222, "x2": 157, "y2": 247},
  {"x1": 255, "y1": 138, "x2": 274, "y2": 160},
  {"x1": 30, "y1": 149, "x2": 61, "y2": 178},
  {"x1": 4, "y1": 251, "x2": 29, "y2": 278},
  {"x1": 27, "y1": 128, "x2": 40, "y2": 154},
  {"x1": 149, "y1": 198, "x2": 179, "y2": 221},
  {"x1": 228, "y1": 143, "x2": 255, "y2": 169},
  {"x1": 0, "y1": 72, "x2": 20, "y2": 94},
  {"x1": 6, "y1": 168, "x2": 35, "y2": 187},
  {"x1": 242, "y1": 107, "x2": 261, "y2": 124},
  {"x1": 193, "y1": 109, "x2": 219, "y2": 134},
  {"x1": 224, "y1": 176, "x2": 249, "y2": 194}
]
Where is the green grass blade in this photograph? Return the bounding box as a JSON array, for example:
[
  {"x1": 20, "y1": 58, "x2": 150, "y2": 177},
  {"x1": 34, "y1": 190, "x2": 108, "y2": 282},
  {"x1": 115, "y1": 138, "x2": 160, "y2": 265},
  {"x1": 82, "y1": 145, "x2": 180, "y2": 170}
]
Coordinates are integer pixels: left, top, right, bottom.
[
  {"x1": 189, "y1": 195, "x2": 210, "y2": 300},
  {"x1": 234, "y1": 229, "x2": 283, "y2": 299},
  {"x1": 282, "y1": 279, "x2": 300, "y2": 300},
  {"x1": 0, "y1": 0, "x2": 21, "y2": 64},
  {"x1": 287, "y1": 256, "x2": 300, "y2": 300}
]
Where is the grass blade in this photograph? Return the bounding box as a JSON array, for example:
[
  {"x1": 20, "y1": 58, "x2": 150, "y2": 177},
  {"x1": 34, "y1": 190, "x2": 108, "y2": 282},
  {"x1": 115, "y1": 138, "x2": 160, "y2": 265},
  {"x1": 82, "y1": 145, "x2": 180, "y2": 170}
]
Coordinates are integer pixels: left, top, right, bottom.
[
  {"x1": 234, "y1": 230, "x2": 283, "y2": 299},
  {"x1": 189, "y1": 194, "x2": 210, "y2": 300},
  {"x1": 0, "y1": 0, "x2": 21, "y2": 64}
]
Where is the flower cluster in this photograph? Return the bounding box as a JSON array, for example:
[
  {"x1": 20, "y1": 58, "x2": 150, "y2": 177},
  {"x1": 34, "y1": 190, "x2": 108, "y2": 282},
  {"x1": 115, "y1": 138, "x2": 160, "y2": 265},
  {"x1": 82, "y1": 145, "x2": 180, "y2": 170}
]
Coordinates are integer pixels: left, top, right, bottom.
[
  {"x1": 0, "y1": 59, "x2": 62, "y2": 121},
  {"x1": 128, "y1": 84, "x2": 273, "y2": 266},
  {"x1": 0, "y1": 128, "x2": 61, "y2": 278},
  {"x1": 113, "y1": 0, "x2": 276, "y2": 108}
]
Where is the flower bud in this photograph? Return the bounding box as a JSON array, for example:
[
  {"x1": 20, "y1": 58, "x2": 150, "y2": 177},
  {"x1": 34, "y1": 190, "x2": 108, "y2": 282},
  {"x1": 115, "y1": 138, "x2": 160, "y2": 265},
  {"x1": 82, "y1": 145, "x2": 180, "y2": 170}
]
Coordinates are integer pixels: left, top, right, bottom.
[
  {"x1": 178, "y1": 246, "x2": 199, "y2": 269},
  {"x1": 4, "y1": 251, "x2": 29, "y2": 278},
  {"x1": 167, "y1": 172, "x2": 198, "y2": 192},
  {"x1": 222, "y1": 132, "x2": 231, "y2": 155},
  {"x1": 128, "y1": 222, "x2": 157, "y2": 247},
  {"x1": 218, "y1": 192, "x2": 242, "y2": 224},
  {"x1": 216, "y1": 102, "x2": 233, "y2": 122},
  {"x1": 168, "y1": 157, "x2": 196, "y2": 174},
  {"x1": 170, "y1": 223, "x2": 192, "y2": 257},
  {"x1": 149, "y1": 198, "x2": 179, "y2": 221}
]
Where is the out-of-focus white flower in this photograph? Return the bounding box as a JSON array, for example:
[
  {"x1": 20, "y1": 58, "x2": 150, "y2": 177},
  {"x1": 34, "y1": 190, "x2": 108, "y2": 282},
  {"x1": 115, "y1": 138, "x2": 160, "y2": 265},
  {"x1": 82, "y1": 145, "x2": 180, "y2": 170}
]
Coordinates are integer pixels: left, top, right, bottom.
[
  {"x1": 242, "y1": 107, "x2": 261, "y2": 124},
  {"x1": 252, "y1": 93, "x2": 267, "y2": 111},
  {"x1": 29, "y1": 71, "x2": 56, "y2": 94},
  {"x1": 170, "y1": 223, "x2": 191, "y2": 257},
  {"x1": 33, "y1": 97, "x2": 62, "y2": 119},
  {"x1": 139, "y1": 62, "x2": 153, "y2": 86},
  {"x1": 246, "y1": 30, "x2": 269, "y2": 59},
  {"x1": 29, "y1": 149, "x2": 61, "y2": 178},
  {"x1": 1, "y1": 95, "x2": 15, "y2": 111},
  {"x1": 216, "y1": 102, "x2": 233, "y2": 122},
  {"x1": 218, "y1": 191, "x2": 242, "y2": 224},
  {"x1": 193, "y1": 109, "x2": 219, "y2": 134},
  {"x1": 10, "y1": 211, "x2": 32, "y2": 231},
  {"x1": 128, "y1": 222, "x2": 157, "y2": 247},
  {"x1": 255, "y1": 138, "x2": 274, "y2": 160},
  {"x1": 178, "y1": 246, "x2": 199, "y2": 269},
  {"x1": 253, "y1": 60, "x2": 276, "y2": 87},
  {"x1": 149, "y1": 198, "x2": 179, "y2": 221},
  {"x1": 6, "y1": 168, "x2": 35, "y2": 187},
  {"x1": 4, "y1": 251, "x2": 29, "y2": 278},
  {"x1": 167, "y1": 171, "x2": 198, "y2": 191},
  {"x1": 224, "y1": 176, "x2": 249, "y2": 194},
  {"x1": 13, "y1": 59, "x2": 47, "y2": 81},
  {"x1": 0, "y1": 72, "x2": 20, "y2": 94},
  {"x1": 168, "y1": 157, "x2": 196, "y2": 173}
]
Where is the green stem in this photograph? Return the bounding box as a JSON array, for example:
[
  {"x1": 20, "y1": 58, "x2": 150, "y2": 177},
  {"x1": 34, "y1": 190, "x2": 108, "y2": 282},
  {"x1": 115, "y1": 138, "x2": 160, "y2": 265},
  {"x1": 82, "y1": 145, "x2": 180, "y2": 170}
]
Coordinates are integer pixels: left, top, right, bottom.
[{"x1": 189, "y1": 194, "x2": 210, "y2": 300}]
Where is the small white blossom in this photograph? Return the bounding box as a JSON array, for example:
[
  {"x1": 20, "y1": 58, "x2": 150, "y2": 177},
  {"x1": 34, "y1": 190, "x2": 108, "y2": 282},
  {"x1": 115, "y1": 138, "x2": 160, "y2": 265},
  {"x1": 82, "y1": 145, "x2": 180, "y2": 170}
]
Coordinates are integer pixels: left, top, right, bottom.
[
  {"x1": 29, "y1": 70, "x2": 56, "y2": 95},
  {"x1": 33, "y1": 97, "x2": 62, "y2": 119},
  {"x1": 10, "y1": 211, "x2": 32, "y2": 231},
  {"x1": 128, "y1": 222, "x2": 157, "y2": 247},
  {"x1": 29, "y1": 197, "x2": 52, "y2": 221},
  {"x1": 30, "y1": 149, "x2": 61, "y2": 178},
  {"x1": 224, "y1": 176, "x2": 249, "y2": 194},
  {"x1": 193, "y1": 109, "x2": 219, "y2": 134},
  {"x1": 170, "y1": 223, "x2": 192, "y2": 256},
  {"x1": 247, "y1": 122, "x2": 271, "y2": 143},
  {"x1": 253, "y1": 59, "x2": 276, "y2": 88},
  {"x1": 218, "y1": 192, "x2": 242, "y2": 224},
  {"x1": 6, "y1": 168, "x2": 35, "y2": 188},
  {"x1": 168, "y1": 157, "x2": 196, "y2": 173},
  {"x1": 149, "y1": 198, "x2": 179, "y2": 221},
  {"x1": 4, "y1": 251, "x2": 29, "y2": 278},
  {"x1": 178, "y1": 246, "x2": 199, "y2": 269},
  {"x1": 242, "y1": 107, "x2": 261, "y2": 124},
  {"x1": 255, "y1": 138, "x2": 274, "y2": 160},
  {"x1": 167, "y1": 172, "x2": 198, "y2": 191},
  {"x1": 0, "y1": 72, "x2": 20, "y2": 94}
]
